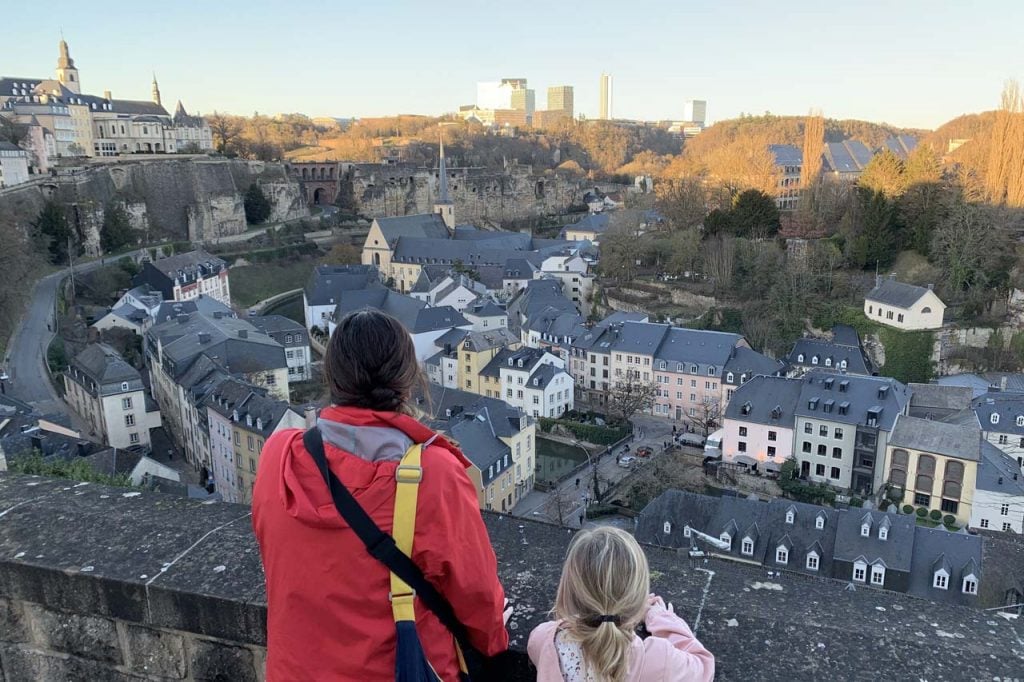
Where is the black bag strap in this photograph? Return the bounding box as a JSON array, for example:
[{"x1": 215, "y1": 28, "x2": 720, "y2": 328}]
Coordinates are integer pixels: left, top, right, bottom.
[{"x1": 302, "y1": 427, "x2": 481, "y2": 661}]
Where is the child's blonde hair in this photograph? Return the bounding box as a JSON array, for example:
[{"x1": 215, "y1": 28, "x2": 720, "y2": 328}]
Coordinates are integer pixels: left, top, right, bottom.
[{"x1": 553, "y1": 526, "x2": 650, "y2": 682}]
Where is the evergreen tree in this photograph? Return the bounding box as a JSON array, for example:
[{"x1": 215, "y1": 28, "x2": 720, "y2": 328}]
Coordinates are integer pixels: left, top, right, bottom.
[
  {"x1": 100, "y1": 203, "x2": 135, "y2": 253},
  {"x1": 32, "y1": 201, "x2": 73, "y2": 264},
  {"x1": 858, "y1": 149, "x2": 906, "y2": 197},
  {"x1": 730, "y1": 189, "x2": 780, "y2": 239},
  {"x1": 848, "y1": 189, "x2": 897, "y2": 269},
  {"x1": 244, "y1": 183, "x2": 272, "y2": 224}
]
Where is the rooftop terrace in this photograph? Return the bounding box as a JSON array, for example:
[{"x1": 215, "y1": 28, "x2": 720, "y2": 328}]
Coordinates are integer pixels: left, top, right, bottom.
[{"x1": 0, "y1": 473, "x2": 1021, "y2": 680}]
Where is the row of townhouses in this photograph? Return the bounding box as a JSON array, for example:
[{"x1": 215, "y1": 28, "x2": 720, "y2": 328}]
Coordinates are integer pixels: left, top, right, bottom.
[{"x1": 0, "y1": 39, "x2": 212, "y2": 179}]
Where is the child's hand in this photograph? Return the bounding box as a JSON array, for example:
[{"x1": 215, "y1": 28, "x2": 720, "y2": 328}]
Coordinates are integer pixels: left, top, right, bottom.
[{"x1": 645, "y1": 593, "x2": 675, "y2": 623}]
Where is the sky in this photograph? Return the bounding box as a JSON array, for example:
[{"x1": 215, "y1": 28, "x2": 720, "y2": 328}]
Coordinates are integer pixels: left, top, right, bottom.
[{"x1": 6, "y1": 0, "x2": 1023, "y2": 129}]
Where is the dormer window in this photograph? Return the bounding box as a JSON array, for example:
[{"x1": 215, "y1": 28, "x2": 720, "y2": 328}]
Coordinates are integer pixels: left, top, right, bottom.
[
  {"x1": 246, "y1": 414, "x2": 253, "y2": 427},
  {"x1": 879, "y1": 525, "x2": 888, "y2": 541},
  {"x1": 659, "y1": 361, "x2": 666, "y2": 370},
  {"x1": 840, "y1": 360, "x2": 847, "y2": 369},
  {"x1": 256, "y1": 418, "x2": 263, "y2": 430},
  {"x1": 707, "y1": 366, "x2": 715, "y2": 376},
  {"x1": 797, "y1": 353, "x2": 805, "y2": 363},
  {"x1": 806, "y1": 551, "x2": 819, "y2": 571},
  {"x1": 811, "y1": 355, "x2": 819, "y2": 365},
  {"x1": 962, "y1": 575, "x2": 978, "y2": 595},
  {"x1": 508, "y1": 358, "x2": 514, "y2": 366},
  {"x1": 726, "y1": 372, "x2": 734, "y2": 383},
  {"x1": 683, "y1": 526, "x2": 691, "y2": 538},
  {"x1": 991, "y1": 413, "x2": 1000, "y2": 425},
  {"x1": 870, "y1": 564, "x2": 885, "y2": 586},
  {"x1": 517, "y1": 359, "x2": 524, "y2": 368},
  {"x1": 776, "y1": 546, "x2": 788, "y2": 564},
  {"x1": 232, "y1": 410, "x2": 239, "y2": 422},
  {"x1": 825, "y1": 357, "x2": 833, "y2": 367},
  {"x1": 860, "y1": 522, "x2": 870, "y2": 537},
  {"x1": 121, "y1": 382, "x2": 129, "y2": 391},
  {"x1": 1017, "y1": 416, "x2": 1024, "y2": 427},
  {"x1": 663, "y1": 521, "x2": 671, "y2": 534},
  {"x1": 719, "y1": 533, "x2": 732, "y2": 551},
  {"x1": 690, "y1": 364, "x2": 698, "y2": 374},
  {"x1": 933, "y1": 570, "x2": 949, "y2": 590},
  {"x1": 785, "y1": 509, "x2": 795, "y2": 524},
  {"x1": 853, "y1": 560, "x2": 867, "y2": 583},
  {"x1": 741, "y1": 537, "x2": 754, "y2": 556},
  {"x1": 815, "y1": 514, "x2": 825, "y2": 530}
]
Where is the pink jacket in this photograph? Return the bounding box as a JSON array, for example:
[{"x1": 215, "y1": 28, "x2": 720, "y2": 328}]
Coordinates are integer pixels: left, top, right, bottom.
[{"x1": 527, "y1": 605, "x2": 715, "y2": 682}]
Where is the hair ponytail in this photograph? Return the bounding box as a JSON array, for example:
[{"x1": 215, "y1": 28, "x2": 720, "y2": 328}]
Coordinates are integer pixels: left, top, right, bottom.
[{"x1": 553, "y1": 527, "x2": 651, "y2": 682}]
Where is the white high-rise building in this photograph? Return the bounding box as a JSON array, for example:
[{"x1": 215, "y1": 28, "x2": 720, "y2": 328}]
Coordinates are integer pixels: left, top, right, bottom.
[
  {"x1": 685, "y1": 99, "x2": 707, "y2": 126},
  {"x1": 599, "y1": 73, "x2": 613, "y2": 120}
]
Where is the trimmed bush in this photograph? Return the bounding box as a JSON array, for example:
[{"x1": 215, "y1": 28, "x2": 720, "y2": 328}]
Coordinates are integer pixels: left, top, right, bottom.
[
  {"x1": 942, "y1": 514, "x2": 957, "y2": 527},
  {"x1": 929, "y1": 509, "x2": 942, "y2": 521},
  {"x1": 849, "y1": 497, "x2": 864, "y2": 508},
  {"x1": 916, "y1": 507, "x2": 928, "y2": 518},
  {"x1": 902, "y1": 504, "x2": 915, "y2": 515},
  {"x1": 538, "y1": 418, "x2": 629, "y2": 445},
  {"x1": 879, "y1": 499, "x2": 891, "y2": 512}
]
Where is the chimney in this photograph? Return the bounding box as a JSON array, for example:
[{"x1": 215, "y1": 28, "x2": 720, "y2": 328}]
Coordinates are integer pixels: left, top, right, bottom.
[
  {"x1": 76, "y1": 441, "x2": 88, "y2": 457},
  {"x1": 103, "y1": 90, "x2": 112, "y2": 100},
  {"x1": 198, "y1": 332, "x2": 211, "y2": 344},
  {"x1": 30, "y1": 434, "x2": 43, "y2": 453},
  {"x1": 176, "y1": 315, "x2": 188, "y2": 325},
  {"x1": 1001, "y1": 376, "x2": 1008, "y2": 391},
  {"x1": 303, "y1": 405, "x2": 318, "y2": 428},
  {"x1": 237, "y1": 329, "x2": 248, "y2": 339},
  {"x1": 927, "y1": 283, "x2": 934, "y2": 291}
]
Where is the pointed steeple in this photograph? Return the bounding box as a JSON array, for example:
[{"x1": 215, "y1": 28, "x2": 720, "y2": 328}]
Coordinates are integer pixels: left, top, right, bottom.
[
  {"x1": 55, "y1": 36, "x2": 80, "y2": 94},
  {"x1": 433, "y1": 132, "x2": 455, "y2": 230},
  {"x1": 151, "y1": 73, "x2": 162, "y2": 106},
  {"x1": 57, "y1": 38, "x2": 74, "y2": 69}
]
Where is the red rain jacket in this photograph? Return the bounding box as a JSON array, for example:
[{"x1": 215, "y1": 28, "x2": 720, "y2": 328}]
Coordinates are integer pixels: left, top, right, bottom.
[{"x1": 252, "y1": 406, "x2": 509, "y2": 681}]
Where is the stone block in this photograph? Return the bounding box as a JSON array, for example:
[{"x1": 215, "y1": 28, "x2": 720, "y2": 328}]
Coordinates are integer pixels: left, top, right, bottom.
[
  {"x1": 122, "y1": 623, "x2": 186, "y2": 679},
  {"x1": 0, "y1": 599, "x2": 29, "y2": 644},
  {"x1": 24, "y1": 603, "x2": 122, "y2": 664},
  {"x1": 0, "y1": 644, "x2": 135, "y2": 682},
  {"x1": 189, "y1": 638, "x2": 257, "y2": 682}
]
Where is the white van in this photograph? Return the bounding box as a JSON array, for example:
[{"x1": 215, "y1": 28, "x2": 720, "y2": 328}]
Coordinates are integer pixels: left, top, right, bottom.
[{"x1": 704, "y1": 429, "x2": 724, "y2": 459}]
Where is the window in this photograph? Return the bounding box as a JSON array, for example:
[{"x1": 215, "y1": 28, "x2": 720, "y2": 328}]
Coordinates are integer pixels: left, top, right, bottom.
[
  {"x1": 991, "y1": 413, "x2": 1000, "y2": 425},
  {"x1": 129, "y1": 432, "x2": 139, "y2": 444},
  {"x1": 804, "y1": 423, "x2": 812, "y2": 434},
  {"x1": 802, "y1": 442, "x2": 811, "y2": 453},
  {"x1": 738, "y1": 441, "x2": 747, "y2": 452},
  {"x1": 690, "y1": 380, "x2": 697, "y2": 388},
  {"x1": 1001, "y1": 503, "x2": 1010, "y2": 516},
  {"x1": 860, "y1": 523, "x2": 870, "y2": 537},
  {"x1": 265, "y1": 373, "x2": 276, "y2": 386},
  {"x1": 806, "y1": 552, "x2": 819, "y2": 571},
  {"x1": 897, "y1": 314, "x2": 904, "y2": 323},
  {"x1": 817, "y1": 444, "x2": 827, "y2": 456},
  {"x1": 120, "y1": 382, "x2": 129, "y2": 391},
  {"x1": 815, "y1": 463, "x2": 825, "y2": 476},
  {"x1": 234, "y1": 432, "x2": 240, "y2": 445},
  {"x1": 815, "y1": 515, "x2": 825, "y2": 530},
  {"x1": 962, "y1": 577, "x2": 978, "y2": 595},
  {"x1": 121, "y1": 397, "x2": 133, "y2": 410},
  {"x1": 933, "y1": 571, "x2": 948, "y2": 590},
  {"x1": 980, "y1": 519, "x2": 989, "y2": 529},
  {"x1": 726, "y1": 372, "x2": 734, "y2": 383},
  {"x1": 683, "y1": 526, "x2": 691, "y2": 538},
  {"x1": 739, "y1": 427, "x2": 748, "y2": 437},
  {"x1": 663, "y1": 521, "x2": 671, "y2": 534},
  {"x1": 286, "y1": 350, "x2": 295, "y2": 360},
  {"x1": 124, "y1": 414, "x2": 135, "y2": 427},
  {"x1": 819, "y1": 425, "x2": 828, "y2": 437},
  {"x1": 870, "y1": 565, "x2": 885, "y2": 586},
  {"x1": 940, "y1": 499, "x2": 959, "y2": 514},
  {"x1": 999, "y1": 434, "x2": 1009, "y2": 445},
  {"x1": 741, "y1": 538, "x2": 754, "y2": 556},
  {"x1": 853, "y1": 561, "x2": 866, "y2": 583},
  {"x1": 247, "y1": 435, "x2": 255, "y2": 451},
  {"x1": 785, "y1": 509, "x2": 794, "y2": 524},
  {"x1": 879, "y1": 525, "x2": 888, "y2": 541},
  {"x1": 832, "y1": 447, "x2": 842, "y2": 459},
  {"x1": 767, "y1": 446, "x2": 776, "y2": 457},
  {"x1": 811, "y1": 356, "x2": 819, "y2": 365},
  {"x1": 830, "y1": 467, "x2": 841, "y2": 480},
  {"x1": 720, "y1": 533, "x2": 732, "y2": 551},
  {"x1": 1003, "y1": 522, "x2": 1012, "y2": 532},
  {"x1": 914, "y1": 492, "x2": 930, "y2": 507},
  {"x1": 690, "y1": 394, "x2": 697, "y2": 402},
  {"x1": 776, "y1": 547, "x2": 789, "y2": 564},
  {"x1": 797, "y1": 353, "x2": 805, "y2": 363},
  {"x1": 1017, "y1": 415, "x2": 1024, "y2": 427},
  {"x1": 834, "y1": 428, "x2": 843, "y2": 439}
]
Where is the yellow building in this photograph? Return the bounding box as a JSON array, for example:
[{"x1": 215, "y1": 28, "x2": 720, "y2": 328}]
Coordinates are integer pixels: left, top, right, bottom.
[
  {"x1": 885, "y1": 415, "x2": 980, "y2": 526},
  {"x1": 361, "y1": 214, "x2": 451, "y2": 291},
  {"x1": 457, "y1": 329, "x2": 521, "y2": 395}
]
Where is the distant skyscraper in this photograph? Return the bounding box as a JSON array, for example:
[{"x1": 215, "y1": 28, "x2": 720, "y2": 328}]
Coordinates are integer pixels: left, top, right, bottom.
[
  {"x1": 547, "y1": 86, "x2": 574, "y2": 118},
  {"x1": 599, "y1": 73, "x2": 613, "y2": 120},
  {"x1": 685, "y1": 99, "x2": 707, "y2": 126}
]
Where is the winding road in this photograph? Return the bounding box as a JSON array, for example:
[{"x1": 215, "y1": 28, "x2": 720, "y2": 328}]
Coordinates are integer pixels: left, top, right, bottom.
[{"x1": 4, "y1": 251, "x2": 144, "y2": 416}]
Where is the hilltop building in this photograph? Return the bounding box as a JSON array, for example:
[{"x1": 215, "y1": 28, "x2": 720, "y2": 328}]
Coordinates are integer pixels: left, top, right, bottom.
[
  {"x1": 599, "y1": 73, "x2": 613, "y2": 120},
  {"x1": 864, "y1": 276, "x2": 946, "y2": 331},
  {"x1": 134, "y1": 250, "x2": 230, "y2": 307},
  {"x1": 0, "y1": 142, "x2": 30, "y2": 188}
]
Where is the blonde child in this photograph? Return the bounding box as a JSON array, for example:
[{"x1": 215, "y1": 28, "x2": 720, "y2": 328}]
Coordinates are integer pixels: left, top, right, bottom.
[{"x1": 528, "y1": 527, "x2": 714, "y2": 682}]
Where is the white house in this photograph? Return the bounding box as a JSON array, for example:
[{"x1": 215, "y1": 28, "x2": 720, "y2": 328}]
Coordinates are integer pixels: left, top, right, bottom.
[
  {"x1": 63, "y1": 344, "x2": 162, "y2": 449},
  {"x1": 482, "y1": 347, "x2": 574, "y2": 419},
  {"x1": 463, "y1": 299, "x2": 508, "y2": 332},
  {"x1": 972, "y1": 393, "x2": 1024, "y2": 470},
  {"x1": 135, "y1": 250, "x2": 231, "y2": 307},
  {"x1": 91, "y1": 284, "x2": 164, "y2": 335},
  {"x1": 864, "y1": 277, "x2": 945, "y2": 331},
  {"x1": 302, "y1": 264, "x2": 381, "y2": 333},
  {"x1": 0, "y1": 141, "x2": 31, "y2": 188},
  {"x1": 971, "y1": 442, "x2": 1024, "y2": 534},
  {"x1": 409, "y1": 272, "x2": 488, "y2": 312}
]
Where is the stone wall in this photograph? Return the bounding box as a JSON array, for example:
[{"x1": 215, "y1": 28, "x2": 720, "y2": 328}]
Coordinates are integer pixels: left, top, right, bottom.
[
  {"x1": 0, "y1": 474, "x2": 1022, "y2": 681},
  {"x1": 0, "y1": 158, "x2": 308, "y2": 255},
  {"x1": 343, "y1": 163, "x2": 584, "y2": 226}
]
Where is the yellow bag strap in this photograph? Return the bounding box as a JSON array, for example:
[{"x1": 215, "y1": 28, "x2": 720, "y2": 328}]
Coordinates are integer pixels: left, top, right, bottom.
[{"x1": 390, "y1": 442, "x2": 423, "y2": 623}]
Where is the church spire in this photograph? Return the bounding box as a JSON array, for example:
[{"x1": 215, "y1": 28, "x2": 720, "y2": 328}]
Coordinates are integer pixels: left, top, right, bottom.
[
  {"x1": 151, "y1": 73, "x2": 162, "y2": 106},
  {"x1": 433, "y1": 131, "x2": 455, "y2": 230},
  {"x1": 55, "y1": 36, "x2": 80, "y2": 94}
]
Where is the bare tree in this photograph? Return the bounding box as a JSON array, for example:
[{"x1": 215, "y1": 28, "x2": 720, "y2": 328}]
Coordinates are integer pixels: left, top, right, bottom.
[
  {"x1": 655, "y1": 177, "x2": 707, "y2": 231},
  {"x1": 598, "y1": 223, "x2": 643, "y2": 283},
  {"x1": 685, "y1": 397, "x2": 722, "y2": 438},
  {"x1": 701, "y1": 235, "x2": 736, "y2": 293},
  {"x1": 207, "y1": 111, "x2": 243, "y2": 154},
  {"x1": 985, "y1": 80, "x2": 1024, "y2": 207},
  {"x1": 801, "y1": 111, "x2": 824, "y2": 189},
  {"x1": 606, "y1": 378, "x2": 660, "y2": 424},
  {"x1": 548, "y1": 487, "x2": 578, "y2": 527}
]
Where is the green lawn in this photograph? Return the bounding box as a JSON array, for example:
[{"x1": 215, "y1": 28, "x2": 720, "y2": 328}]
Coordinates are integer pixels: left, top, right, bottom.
[{"x1": 230, "y1": 260, "x2": 315, "y2": 308}]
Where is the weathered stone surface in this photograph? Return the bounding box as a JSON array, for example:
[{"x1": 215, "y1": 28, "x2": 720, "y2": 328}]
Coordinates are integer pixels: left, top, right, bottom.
[
  {"x1": 24, "y1": 603, "x2": 122, "y2": 664},
  {"x1": 0, "y1": 644, "x2": 134, "y2": 682},
  {"x1": 122, "y1": 623, "x2": 186, "y2": 679},
  {"x1": 0, "y1": 598, "x2": 29, "y2": 644},
  {"x1": 189, "y1": 638, "x2": 257, "y2": 682}
]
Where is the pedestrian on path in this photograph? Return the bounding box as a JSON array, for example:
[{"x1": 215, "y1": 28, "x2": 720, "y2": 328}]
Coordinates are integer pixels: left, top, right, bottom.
[
  {"x1": 578, "y1": 513, "x2": 584, "y2": 527},
  {"x1": 575, "y1": 477, "x2": 580, "y2": 489}
]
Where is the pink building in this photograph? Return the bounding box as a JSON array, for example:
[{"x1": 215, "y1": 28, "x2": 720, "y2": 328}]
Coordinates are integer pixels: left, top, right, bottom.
[{"x1": 721, "y1": 376, "x2": 803, "y2": 474}]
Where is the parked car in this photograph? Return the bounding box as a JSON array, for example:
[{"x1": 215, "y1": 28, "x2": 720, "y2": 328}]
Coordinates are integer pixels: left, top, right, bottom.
[
  {"x1": 635, "y1": 446, "x2": 653, "y2": 458},
  {"x1": 618, "y1": 455, "x2": 637, "y2": 468}
]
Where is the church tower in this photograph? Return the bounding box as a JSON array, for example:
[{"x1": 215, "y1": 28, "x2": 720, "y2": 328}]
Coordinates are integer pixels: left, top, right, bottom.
[
  {"x1": 151, "y1": 73, "x2": 162, "y2": 106},
  {"x1": 433, "y1": 134, "x2": 455, "y2": 231},
  {"x1": 55, "y1": 38, "x2": 80, "y2": 94}
]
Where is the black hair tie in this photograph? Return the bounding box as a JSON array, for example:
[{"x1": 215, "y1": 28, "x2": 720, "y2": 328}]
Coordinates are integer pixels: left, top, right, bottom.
[{"x1": 584, "y1": 614, "x2": 621, "y2": 627}]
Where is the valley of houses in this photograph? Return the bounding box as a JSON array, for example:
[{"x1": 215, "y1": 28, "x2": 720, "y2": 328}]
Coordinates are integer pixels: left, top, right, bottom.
[{"x1": 2, "y1": 148, "x2": 1022, "y2": 612}]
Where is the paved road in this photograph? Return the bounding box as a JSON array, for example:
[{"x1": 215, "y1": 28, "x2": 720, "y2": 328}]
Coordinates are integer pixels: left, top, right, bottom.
[
  {"x1": 4, "y1": 250, "x2": 145, "y2": 414},
  {"x1": 513, "y1": 414, "x2": 675, "y2": 527}
]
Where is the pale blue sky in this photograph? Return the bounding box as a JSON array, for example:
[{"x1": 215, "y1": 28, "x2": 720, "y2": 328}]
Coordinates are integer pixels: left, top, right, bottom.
[{"x1": 6, "y1": 0, "x2": 1022, "y2": 128}]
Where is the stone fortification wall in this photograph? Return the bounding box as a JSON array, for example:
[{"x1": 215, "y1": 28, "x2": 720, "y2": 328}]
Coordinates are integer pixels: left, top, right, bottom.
[
  {"x1": 1, "y1": 473, "x2": 1022, "y2": 681},
  {"x1": 0, "y1": 159, "x2": 307, "y2": 255},
  {"x1": 344, "y1": 163, "x2": 584, "y2": 226}
]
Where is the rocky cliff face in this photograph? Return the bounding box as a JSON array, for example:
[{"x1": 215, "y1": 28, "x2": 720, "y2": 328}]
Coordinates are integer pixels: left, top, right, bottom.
[{"x1": 0, "y1": 158, "x2": 308, "y2": 255}]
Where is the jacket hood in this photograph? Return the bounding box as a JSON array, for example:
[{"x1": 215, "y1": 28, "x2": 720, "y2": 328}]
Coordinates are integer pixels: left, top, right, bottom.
[{"x1": 274, "y1": 405, "x2": 470, "y2": 529}]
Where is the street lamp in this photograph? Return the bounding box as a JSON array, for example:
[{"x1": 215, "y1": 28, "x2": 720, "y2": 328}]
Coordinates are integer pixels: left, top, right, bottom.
[{"x1": 572, "y1": 440, "x2": 600, "y2": 507}]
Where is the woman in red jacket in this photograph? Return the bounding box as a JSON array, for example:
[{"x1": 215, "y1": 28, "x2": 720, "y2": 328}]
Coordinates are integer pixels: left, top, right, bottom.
[{"x1": 253, "y1": 309, "x2": 510, "y2": 681}]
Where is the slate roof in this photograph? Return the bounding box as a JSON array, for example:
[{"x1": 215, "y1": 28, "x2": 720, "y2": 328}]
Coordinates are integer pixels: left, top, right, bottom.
[
  {"x1": 464, "y1": 299, "x2": 506, "y2": 318},
  {"x1": 147, "y1": 312, "x2": 285, "y2": 379},
  {"x1": 480, "y1": 347, "x2": 549, "y2": 379},
  {"x1": 462, "y1": 328, "x2": 518, "y2": 353},
  {"x1": 331, "y1": 289, "x2": 468, "y2": 334},
  {"x1": 0, "y1": 141, "x2": 24, "y2": 153},
  {"x1": 908, "y1": 383, "x2": 975, "y2": 419},
  {"x1": 889, "y1": 414, "x2": 981, "y2": 460},
  {"x1": 69, "y1": 343, "x2": 140, "y2": 387},
  {"x1": 976, "y1": 441, "x2": 1024, "y2": 495},
  {"x1": 447, "y1": 415, "x2": 511, "y2": 481},
  {"x1": 824, "y1": 140, "x2": 874, "y2": 173},
  {"x1": 654, "y1": 326, "x2": 741, "y2": 372},
  {"x1": 508, "y1": 279, "x2": 578, "y2": 334},
  {"x1": 148, "y1": 250, "x2": 225, "y2": 278},
  {"x1": 795, "y1": 371, "x2": 910, "y2": 432},
  {"x1": 768, "y1": 144, "x2": 803, "y2": 166},
  {"x1": 503, "y1": 258, "x2": 537, "y2": 279},
  {"x1": 722, "y1": 346, "x2": 785, "y2": 384},
  {"x1": 788, "y1": 325, "x2": 871, "y2": 376},
  {"x1": 249, "y1": 315, "x2": 304, "y2": 336},
  {"x1": 972, "y1": 392, "x2": 1024, "y2": 436},
  {"x1": 866, "y1": 278, "x2": 936, "y2": 309},
  {"x1": 723, "y1": 376, "x2": 803, "y2": 425},
  {"x1": 527, "y1": 363, "x2": 563, "y2": 390},
  {"x1": 303, "y1": 264, "x2": 381, "y2": 306},
  {"x1": 109, "y1": 99, "x2": 170, "y2": 116},
  {"x1": 433, "y1": 327, "x2": 470, "y2": 353},
  {"x1": 81, "y1": 448, "x2": 144, "y2": 478},
  {"x1": 937, "y1": 373, "x2": 996, "y2": 399},
  {"x1": 205, "y1": 378, "x2": 295, "y2": 438},
  {"x1": 122, "y1": 284, "x2": 164, "y2": 309},
  {"x1": 152, "y1": 295, "x2": 234, "y2": 324},
  {"x1": 565, "y1": 213, "x2": 611, "y2": 235},
  {"x1": 881, "y1": 135, "x2": 918, "y2": 160},
  {"x1": 612, "y1": 321, "x2": 670, "y2": 356},
  {"x1": 375, "y1": 213, "x2": 450, "y2": 247},
  {"x1": 908, "y1": 527, "x2": 982, "y2": 606},
  {"x1": 833, "y1": 508, "x2": 916, "y2": 572}
]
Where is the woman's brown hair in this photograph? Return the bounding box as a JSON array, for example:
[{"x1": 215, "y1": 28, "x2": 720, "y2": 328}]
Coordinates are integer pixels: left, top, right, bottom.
[{"x1": 324, "y1": 309, "x2": 424, "y2": 413}]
